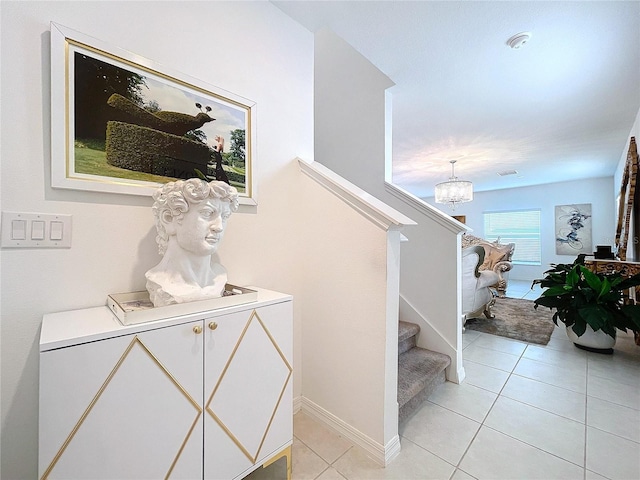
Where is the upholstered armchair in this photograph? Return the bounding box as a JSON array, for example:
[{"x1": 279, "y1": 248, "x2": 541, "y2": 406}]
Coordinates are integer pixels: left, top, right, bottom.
[
  {"x1": 462, "y1": 245, "x2": 499, "y2": 325},
  {"x1": 461, "y1": 233, "x2": 515, "y2": 297}
]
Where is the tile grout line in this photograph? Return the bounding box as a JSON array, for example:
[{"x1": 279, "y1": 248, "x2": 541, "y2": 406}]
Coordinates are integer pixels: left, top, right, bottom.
[
  {"x1": 292, "y1": 433, "x2": 333, "y2": 479},
  {"x1": 461, "y1": 317, "x2": 637, "y2": 478},
  {"x1": 298, "y1": 325, "x2": 636, "y2": 479},
  {"x1": 583, "y1": 422, "x2": 640, "y2": 445},
  {"x1": 479, "y1": 424, "x2": 589, "y2": 470},
  {"x1": 511, "y1": 341, "x2": 586, "y2": 477},
  {"x1": 458, "y1": 338, "x2": 594, "y2": 476},
  {"x1": 398, "y1": 435, "x2": 460, "y2": 478},
  {"x1": 501, "y1": 338, "x2": 637, "y2": 476},
  {"x1": 293, "y1": 418, "x2": 356, "y2": 480},
  {"x1": 325, "y1": 445, "x2": 353, "y2": 480},
  {"x1": 453, "y1": 338, "x2": 528, "y2": 474},
  {"x1": 583, "y1": 356, "x2": 590, "y2": 480}
]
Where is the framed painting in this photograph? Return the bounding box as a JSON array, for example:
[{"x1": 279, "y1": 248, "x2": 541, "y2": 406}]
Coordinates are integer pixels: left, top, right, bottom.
[
  {"x1": 615, "y1": 137, "x2": 638, "y2": 260},
  {"x1": 50, "y1": 23, "x2": 257, "y2": 205},
  {"x1": 555, "y1": 204, "x2": 592, "y2": 255}
]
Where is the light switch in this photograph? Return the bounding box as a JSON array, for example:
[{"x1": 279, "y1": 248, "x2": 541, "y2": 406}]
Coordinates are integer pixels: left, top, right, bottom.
[
  {"x1": 11, "y1": 220, "x2": 26, "y2": 240},
  {"x1": 32, "y1": 220, "x2": 45, "y2": 240},
  {"x1": 50, "y1": 221, "x2": 63, "y2": 241}
]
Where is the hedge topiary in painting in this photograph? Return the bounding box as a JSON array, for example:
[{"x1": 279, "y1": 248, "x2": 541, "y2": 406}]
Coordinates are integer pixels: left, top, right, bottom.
[
  {"x1": 105, "y1": 121, "x2": 210, "y2": 179},
  {"x1": 107, "y1": 94, "x2": 214, "y2": 136}
]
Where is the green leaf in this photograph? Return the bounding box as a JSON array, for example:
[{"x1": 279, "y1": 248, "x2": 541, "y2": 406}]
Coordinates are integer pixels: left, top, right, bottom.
[
  {"x1": 617, "y1": 273, "x2": 640, "y2": 290},
  {"x1": 600, "y1": 277, "x2": 613, "y2": 299},
  {"x1": 581, "y1": 266, "x2": 602, "y2": 292},
  {"x1": 571, "y1": 321, "x2": 587, "y2": 337},
  {"x1": 543, "y1": 285, "x2": 573, "y2": 297},
  {"x1": 534, "y1": 296, "x2": 562, "y2": 309},
  {"x1": 567, "y1": 267, "x2": 580, "y2": 287},
  {"x1": 621, "y1": 304, "x2": 640, "y2": 330},
  {"x1": 573, "y1": 254, "x2": 587, "y2": 266},
  {"x1": 579, "y1": 305, "x2": 607, "y2": 331},
  {"x1": 534, "y1": 258, "x2": 640, "y2": 339}
]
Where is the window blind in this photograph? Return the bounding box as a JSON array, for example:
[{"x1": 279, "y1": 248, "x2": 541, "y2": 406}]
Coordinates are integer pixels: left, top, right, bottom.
[{"x1": 483, "y1": 210, "x2": 541, "y2": 265}]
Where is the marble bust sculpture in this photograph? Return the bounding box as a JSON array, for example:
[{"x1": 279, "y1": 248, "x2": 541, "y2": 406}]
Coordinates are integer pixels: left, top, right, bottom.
[{"x1": 146, "y1": 178, "x2": 239, "y2": 307}]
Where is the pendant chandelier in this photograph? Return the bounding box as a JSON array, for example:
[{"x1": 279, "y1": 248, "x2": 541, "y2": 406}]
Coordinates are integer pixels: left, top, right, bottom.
[{"x1": 434, "y1": 160, "x2": 473, "y2": 210}]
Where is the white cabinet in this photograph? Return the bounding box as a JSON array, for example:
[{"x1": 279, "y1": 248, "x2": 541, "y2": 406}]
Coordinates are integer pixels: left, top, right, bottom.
[{"x1": 38, "y1": 288, "x2": 293, "y2": 480}]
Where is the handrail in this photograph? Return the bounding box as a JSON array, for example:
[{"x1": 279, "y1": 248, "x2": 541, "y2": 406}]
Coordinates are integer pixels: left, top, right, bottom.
[
  {"x1": 383, "y1": 181, "x2": 470, "y2": 234},
  {"x1": 298, "y1": 158, "x2": 416, "y2": 231}
]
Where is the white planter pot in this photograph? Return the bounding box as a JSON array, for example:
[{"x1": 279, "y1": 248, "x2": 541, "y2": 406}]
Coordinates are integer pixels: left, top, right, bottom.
[{"x1": 566, "y1": 325, "x2": 616, "y2": 353}]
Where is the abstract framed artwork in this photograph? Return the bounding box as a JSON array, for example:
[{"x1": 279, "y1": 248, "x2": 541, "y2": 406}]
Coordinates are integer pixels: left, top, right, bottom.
[
  {"x1": 555, "y1": 204, "x2": 592, "y2": 255},
  {"x1": 50, "y1": 22, "x2": 257, "y2": 205}
]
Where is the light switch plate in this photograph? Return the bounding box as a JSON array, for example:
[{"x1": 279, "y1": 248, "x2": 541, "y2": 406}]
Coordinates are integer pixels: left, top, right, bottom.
[{"x1": 1, "y1": 212, "x2": 72, "y2": 248}]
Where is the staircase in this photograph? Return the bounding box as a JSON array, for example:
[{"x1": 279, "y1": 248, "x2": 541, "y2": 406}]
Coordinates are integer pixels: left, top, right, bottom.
[{"x1": 398, "y1": 321, "x2": 451, "y2": 425}]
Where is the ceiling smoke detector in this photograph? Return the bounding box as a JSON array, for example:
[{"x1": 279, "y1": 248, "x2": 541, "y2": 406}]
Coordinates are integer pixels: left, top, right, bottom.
[
  {"x1": 497, "y1": 169, "x2": 519, "y2": 176},
  {"x1": 507, "y1": 32, "x2": 532, "y2": 49}
]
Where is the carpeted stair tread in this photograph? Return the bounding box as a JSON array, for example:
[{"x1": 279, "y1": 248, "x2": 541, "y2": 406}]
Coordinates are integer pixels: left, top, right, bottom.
[
  {"x1": 399, "y1": 321, "x2": 420, "y2": 343},
  {"x1": 398, "y1": 346, "x2": 450, "y2": 405},
  {"x1": 398, "y1": 321, "x2": 421, "y2": 355},
  {"x1": 398, "y1": 346, "x2": 450, "y2": 424}
]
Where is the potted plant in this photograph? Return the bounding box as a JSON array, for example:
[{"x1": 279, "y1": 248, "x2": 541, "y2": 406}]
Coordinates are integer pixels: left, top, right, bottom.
[{"x1": 532, "y1": 254, "x2": 640, "y2": 353}]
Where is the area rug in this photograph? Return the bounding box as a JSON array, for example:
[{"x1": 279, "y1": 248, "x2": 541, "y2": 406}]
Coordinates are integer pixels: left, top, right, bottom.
[{"x1": 465, "y1": 297, "x2": 556, "y2": 345}]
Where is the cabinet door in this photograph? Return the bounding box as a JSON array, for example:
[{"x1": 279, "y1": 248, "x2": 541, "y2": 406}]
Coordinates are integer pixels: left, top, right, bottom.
[
  {"x1": 39, "y1": 320, "x2": 204, "y2": 480},
  {"x1": 204, "y1": 301, "x2": 293, "y2": 479}
]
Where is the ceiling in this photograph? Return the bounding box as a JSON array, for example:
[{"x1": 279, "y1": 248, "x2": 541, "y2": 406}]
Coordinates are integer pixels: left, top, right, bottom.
[{"x1": 272, "y1": 1, "x2": 640, "y2": 198}]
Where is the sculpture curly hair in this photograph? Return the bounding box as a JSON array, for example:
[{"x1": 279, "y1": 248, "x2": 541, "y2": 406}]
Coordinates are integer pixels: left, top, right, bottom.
[{"x1": 152, "y1": 178, "x2": 239, "y2": 255}]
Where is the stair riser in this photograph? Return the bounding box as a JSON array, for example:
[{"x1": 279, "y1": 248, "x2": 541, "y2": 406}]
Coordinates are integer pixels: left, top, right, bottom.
[
  {"x1": 398, "y1": 335, "x2": 416, "y2": 355},
  {"x1": 398, "y1": 321, "x2": 420, "y2": 345},
  {"x1": 399, "y1": 370, "x2": 446, "y2": 425},
  {"x1": 397, "y1": 322, "x2": 451, "y2": 427}
]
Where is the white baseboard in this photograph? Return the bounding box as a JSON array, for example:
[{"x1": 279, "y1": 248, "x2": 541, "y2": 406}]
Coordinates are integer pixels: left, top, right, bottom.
[
  {"x1": 293, "y1": 395, "x2": 303, "y2": 414},
  {"x1": 299, "y1": 397, "x2": 401, "y2": 466}
]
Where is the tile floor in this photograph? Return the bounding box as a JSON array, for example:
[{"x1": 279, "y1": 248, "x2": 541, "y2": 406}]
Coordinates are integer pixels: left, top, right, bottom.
[
  {"x1": 503, "y1": 278, "x2": 543, "y2": 300},
  {"x1": 249, "y1": 280, "x2": 640, "y2": 480}
]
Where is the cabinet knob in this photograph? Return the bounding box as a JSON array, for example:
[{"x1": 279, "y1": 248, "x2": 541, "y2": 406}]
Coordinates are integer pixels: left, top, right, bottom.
[
  {"x1": 193, "y1": 325, "x2": 203, "y2": 334},
  {"x1": 208, "y1": 322, "x2": 218, "y2": 330}
]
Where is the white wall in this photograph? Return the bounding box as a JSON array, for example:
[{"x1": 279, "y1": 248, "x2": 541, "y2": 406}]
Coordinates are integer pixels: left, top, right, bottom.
[
  {"x1": 0, "y1": 2, "x2": 313, "y2": 478},
  {"x1": 297, "y1": 168, "x2": 399, "y2": 458},
  {"x1": 313, "y1": 29, "x2": 466, "y2": 383},
  {"x1": 423, "y1": 176, "x2": 616, "y2": 281}
]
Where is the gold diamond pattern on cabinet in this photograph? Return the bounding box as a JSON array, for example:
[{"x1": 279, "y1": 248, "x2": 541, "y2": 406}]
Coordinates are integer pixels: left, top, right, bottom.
[
  {"x1": 206, "y1": 310, "x2": 292, "y2": 463},
  {"x1": 41, "y1": 336, "x2": 202, "y2": 480}
]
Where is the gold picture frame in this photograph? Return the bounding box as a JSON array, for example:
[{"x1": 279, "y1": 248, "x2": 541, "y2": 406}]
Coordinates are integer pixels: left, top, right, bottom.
[
  {"x1": 615, "y1": 136, "x2": 639, "y2": 260},
  {"x1": 50, "y1": 22, "x2": 257, "y2": 205}
]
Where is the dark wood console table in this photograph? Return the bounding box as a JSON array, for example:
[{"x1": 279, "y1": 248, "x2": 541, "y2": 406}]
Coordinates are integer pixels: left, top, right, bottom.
[{"x1": 585, "y1": 258, "x2": 640, "y2": 345}]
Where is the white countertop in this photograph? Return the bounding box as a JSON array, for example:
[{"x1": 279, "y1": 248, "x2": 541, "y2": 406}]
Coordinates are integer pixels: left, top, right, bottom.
[{"x1": 40, "y1": 287, "x2": 292, "y2": 351}]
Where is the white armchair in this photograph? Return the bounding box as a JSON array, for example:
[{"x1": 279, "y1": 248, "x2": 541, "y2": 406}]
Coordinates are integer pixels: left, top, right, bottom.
[
  {"x1": 461, "y1": 233, "x2": 515, "y2": 297},
  {"x1": 462, "y1": 245, "x2": 499, "y2": 325}
]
